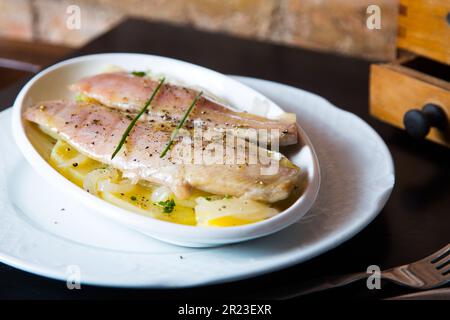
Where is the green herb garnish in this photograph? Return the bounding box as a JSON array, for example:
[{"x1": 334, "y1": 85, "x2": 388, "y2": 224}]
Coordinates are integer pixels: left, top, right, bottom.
[
  {"x1": 75, "y1": 93, "x2": 85, "y2": 102},
  {"x1": 160, "y1": 91, "x2": 203, "y2": 158},
  {"x1": 157, "y1": 199, "x2": 176, "y2": 213},
  {"x1": 131, "y1": 71, "x2": 146, "y2": 77},
  {"x1": 111, "y1": 78, "x2": 165, "y2": 160}
]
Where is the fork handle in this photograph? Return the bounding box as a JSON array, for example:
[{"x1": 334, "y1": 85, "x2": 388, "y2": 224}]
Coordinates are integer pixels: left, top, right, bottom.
[{"x1": 280, "y1": 272, "x2": 368, "y2": 299}]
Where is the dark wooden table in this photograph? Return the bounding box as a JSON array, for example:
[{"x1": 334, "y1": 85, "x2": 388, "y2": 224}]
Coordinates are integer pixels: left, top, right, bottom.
[
  {"x1": 0, "y1": 19, "x2": 448, "y2": 300},
  {"x1": 0, "y1": 38, "x2": 71, "y2": 91}
]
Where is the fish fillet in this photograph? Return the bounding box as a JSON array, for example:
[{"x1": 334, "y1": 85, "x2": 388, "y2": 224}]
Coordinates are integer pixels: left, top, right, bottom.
[
  {"x1": 24, "y1": 100, "x2": 301, "y2": 202},
  {"x1": 70, "y1": 72, "x2": 298, "y2": 146}
]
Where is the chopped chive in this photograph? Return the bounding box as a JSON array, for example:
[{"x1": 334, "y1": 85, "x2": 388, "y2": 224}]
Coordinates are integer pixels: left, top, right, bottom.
[
  {"x1": 111, "y1": 78, "x2": 165, "y2": 160},
  {"x1": 160, "y1": 91, "x2": 203, "y2": 158}
]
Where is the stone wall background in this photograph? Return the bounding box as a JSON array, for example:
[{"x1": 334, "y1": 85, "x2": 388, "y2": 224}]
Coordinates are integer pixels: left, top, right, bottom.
[{"x1": 0, "y1": 0, "x2": 398, "y2": 60}]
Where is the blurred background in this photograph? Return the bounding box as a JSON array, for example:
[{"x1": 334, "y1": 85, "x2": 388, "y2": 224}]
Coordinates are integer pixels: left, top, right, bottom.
[{"x1": 0, "y1": 0, "x2": 397, "y2": 61}]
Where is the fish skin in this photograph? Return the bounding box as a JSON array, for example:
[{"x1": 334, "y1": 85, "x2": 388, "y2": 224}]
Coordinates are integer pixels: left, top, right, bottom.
[
  {"x1": 70, "y1": 72, "x2": 298, "y2": 146},
  {"x1": 24, "y1": 100, "x2": 301, "y2": 202}
]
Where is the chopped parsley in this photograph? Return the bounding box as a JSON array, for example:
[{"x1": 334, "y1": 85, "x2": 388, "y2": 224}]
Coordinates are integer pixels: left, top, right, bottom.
[
  {"x1": 156, "y1": 199, "x2": 176, "y2": 213},
  {"x1": 131, "y1": 71, "x2": 146, "y2": 77},
  {"x1": 75, "y1": 93, "x2": 85, "y2": 102}
]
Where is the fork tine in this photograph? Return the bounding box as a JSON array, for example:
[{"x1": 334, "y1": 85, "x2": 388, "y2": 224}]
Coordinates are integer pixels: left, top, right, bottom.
[
  {"x1": 441, "y1": 265, "x2": 450, "y2": 277},
  {"x1": 436, "y1": 258, "x2": 450, "y2": 270},
  {"x1": 428, "y1": 244, "x2": 450, "y2": 264}
]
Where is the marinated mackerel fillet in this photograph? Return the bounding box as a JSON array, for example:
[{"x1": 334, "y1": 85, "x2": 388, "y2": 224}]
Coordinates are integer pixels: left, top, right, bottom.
[
  {"x1": 24, "y1": 100, "x2": 301, "y2": 202},
  {"x1": 70, "y1": 72, "x2": 298, "y2": 146}
]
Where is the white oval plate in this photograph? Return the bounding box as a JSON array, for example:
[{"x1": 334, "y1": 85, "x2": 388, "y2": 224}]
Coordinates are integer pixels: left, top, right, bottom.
[
  {"x1": 11, "y1": 53, "x2": 320, "y2": 247},
  {"x1": 0, "y1": 76, "x2": 394, "y2": 288}
]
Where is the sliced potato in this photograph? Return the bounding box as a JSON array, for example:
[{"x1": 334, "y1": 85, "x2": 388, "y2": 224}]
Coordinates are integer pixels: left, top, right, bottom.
[
  {"x1": 195, "y1": 197, "x2": 278, "y2": 227},
  {"x1": 208, "y1": 216, "x2": 255, "y2": 227},
  {"x1": 175, "y1": 189, "x2": 212, "y2": 208},
  {"x1": 26, "y1": 123, "x2": 56, "y2": 161},
  {"x1": 48, "y1": 139, "x2": 277, "y2": 227},
  {"x1": 101, "y1": 186, "x2": 196, "y2": 226},
  {"x1": 49, "y1": 140, "x2": 104, "y2": 187}
]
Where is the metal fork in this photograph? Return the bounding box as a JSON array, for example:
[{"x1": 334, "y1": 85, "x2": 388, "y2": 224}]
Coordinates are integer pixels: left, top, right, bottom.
[{"x1": 281, "y1": 243, "x2": 450, "y2": 299}]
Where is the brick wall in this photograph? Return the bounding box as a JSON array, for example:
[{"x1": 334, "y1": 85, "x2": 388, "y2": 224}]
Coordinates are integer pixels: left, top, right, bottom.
[{"x1": 0, "y1": 0, "x2": 398, "y2": 60}]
